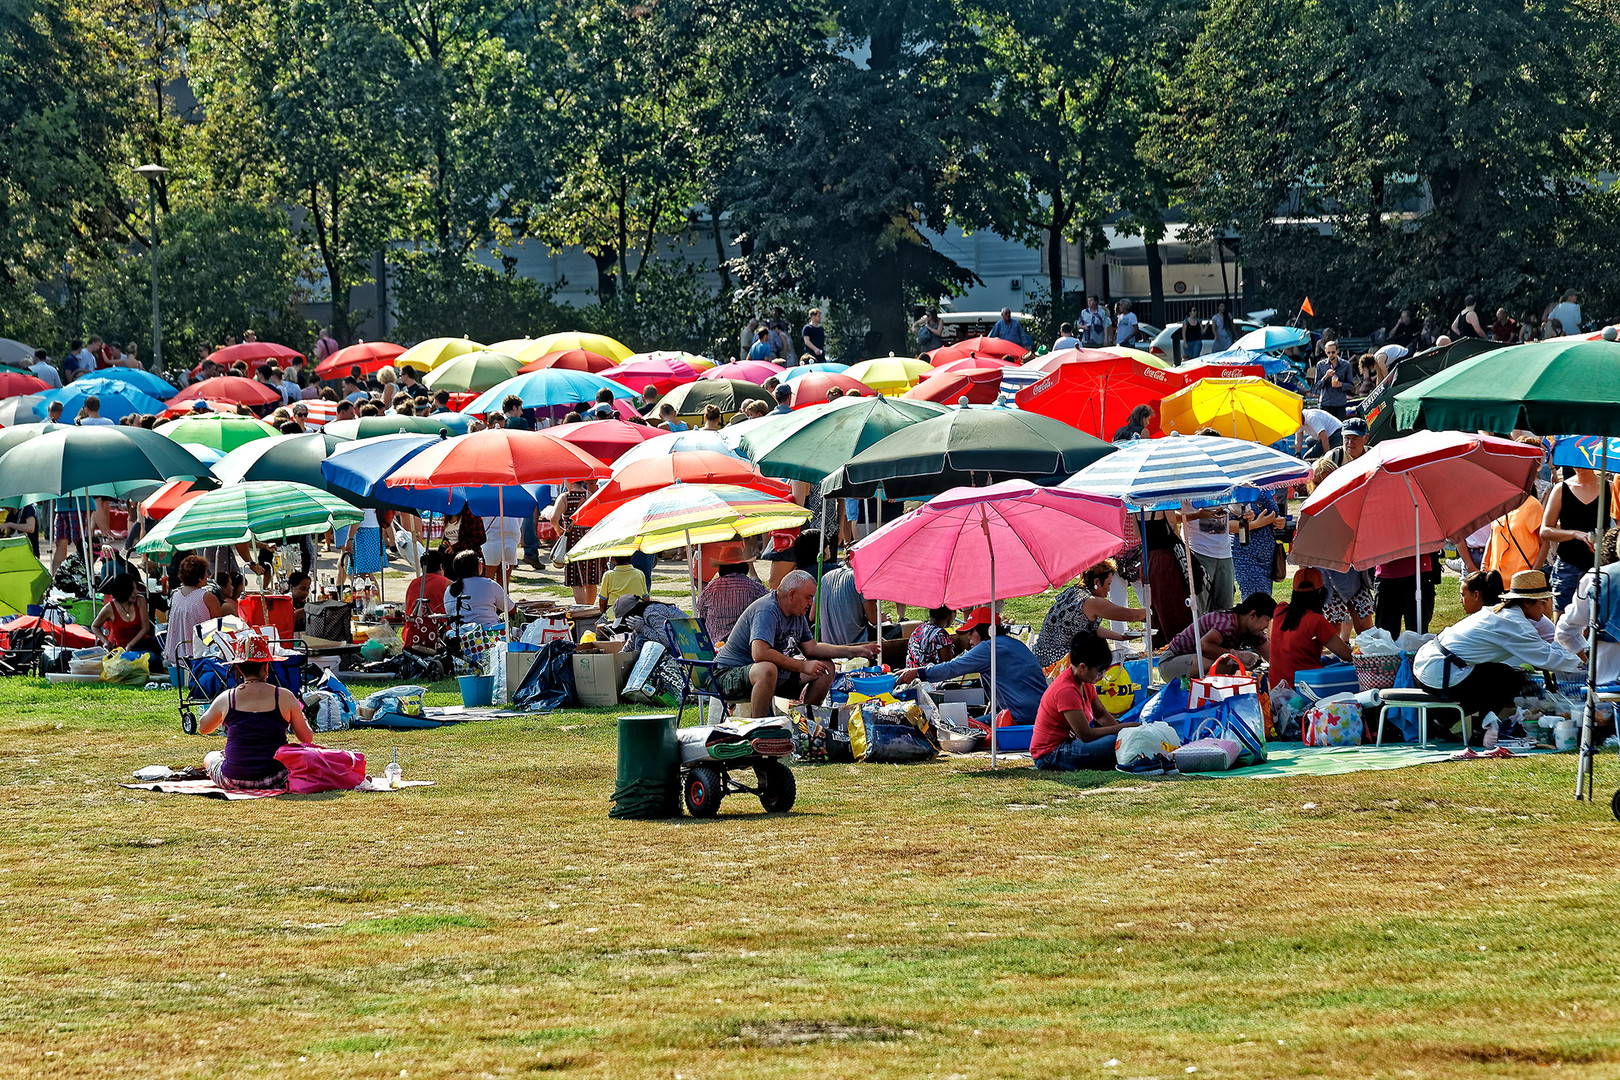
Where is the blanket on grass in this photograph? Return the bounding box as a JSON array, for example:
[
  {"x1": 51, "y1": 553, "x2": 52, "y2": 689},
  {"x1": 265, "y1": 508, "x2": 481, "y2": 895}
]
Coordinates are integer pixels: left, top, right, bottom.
[
  {"x1": 121, "y1": 777, "x2": 435, "y2": 799},
  {"x1": 1188, "y1": 741, "x2": 1558, "y2": 779}
]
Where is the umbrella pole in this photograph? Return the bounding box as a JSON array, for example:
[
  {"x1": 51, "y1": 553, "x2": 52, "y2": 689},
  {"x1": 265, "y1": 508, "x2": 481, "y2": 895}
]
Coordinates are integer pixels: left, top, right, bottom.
[
  {"x1": 77, "y1": 492, "x2": 93, "y2": 602},
  {"x1": 1405, "y1": 475, "x2": 1422, "y2": 634},
  {"x1": 686, "y1": 528, "x2": 696, "y2": 612},
  {"x1": 875, "y1": 499, "x2": 884, "y2": 651},
  {"x1": 1138, "y1": 509, "x2": 1154, "y2": 668},
  {"x1": 1579, "y1": 444, "x2": 1609, "y2": 800},
  {"x1": 984, "y1": 505, "x2": 999, "y2": 769},
  {"x1": 1179, "y1": 502, "x2": 1206, "y2": 679},
  {"x1": 499, "y1": 489, "x2": 509, "y2": 637}
]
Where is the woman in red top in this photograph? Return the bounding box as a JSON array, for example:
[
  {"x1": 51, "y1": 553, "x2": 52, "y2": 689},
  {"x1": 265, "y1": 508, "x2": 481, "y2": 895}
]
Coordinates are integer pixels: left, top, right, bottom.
[
  {"x1": 1269, "y1": 568, "x2": 1351, "y2": 687},
  {"x1": 90, "y1": 573, "x2": 161, "y2": 664},
  {"x1": 1030, "y1": 632, "x2": 1138, "y2": 771}
]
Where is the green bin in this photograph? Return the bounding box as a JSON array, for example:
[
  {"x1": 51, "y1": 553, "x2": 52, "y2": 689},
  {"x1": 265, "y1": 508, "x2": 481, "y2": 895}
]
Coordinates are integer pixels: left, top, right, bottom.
[{"x1": 611, "y1": 713, "x2": 680, "y2": 819}]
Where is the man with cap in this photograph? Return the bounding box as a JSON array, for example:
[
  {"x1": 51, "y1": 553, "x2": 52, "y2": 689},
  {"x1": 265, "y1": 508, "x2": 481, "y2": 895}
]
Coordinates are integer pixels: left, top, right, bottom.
[
  {"x1": 895, "y1": 606, "x2": 1048, "y2": 726},
  {"x1": 711, "y1": 570, "x2": 879, "y2": 719},
  {"x1": 1326, "y1": 417, "x2": 1368, "y2": 466},
  {"x1": 771, "y1": 383, "x2": 793, "y2": 415},
  {"x1": 1414, "y1": 569, "x2": 1581, "y2": 732}
]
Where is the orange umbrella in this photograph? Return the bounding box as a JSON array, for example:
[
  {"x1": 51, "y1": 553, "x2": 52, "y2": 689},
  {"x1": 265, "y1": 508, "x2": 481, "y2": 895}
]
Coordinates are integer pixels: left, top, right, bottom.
[
  {"x1": 314, "y1": 341, "x2": 405, "y2": 380},
  {"x1": 904, "y1": 368, "x2": 1004, "y2": 405},
  {"x1": 572, "y1": 450, "x2": 792, "y2": 527},
  {"x1": 517, "y1": 348, "x2": 619, "y2": 374},
  {"x1": 927, "y1": 336, "x2": 1029, "y2": 364},
  {"x1": 168, "y1": 376, "x2": 280, "y2": 409},
  {"x1": 787, "y1": 372, "x2": 871, "y2": 409}
]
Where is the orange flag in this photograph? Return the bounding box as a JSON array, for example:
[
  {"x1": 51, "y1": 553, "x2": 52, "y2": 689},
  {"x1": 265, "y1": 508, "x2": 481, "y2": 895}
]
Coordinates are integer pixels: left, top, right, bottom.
[{"x1": 1301, "y1": 297, "x2": 1316, "y2": 316}]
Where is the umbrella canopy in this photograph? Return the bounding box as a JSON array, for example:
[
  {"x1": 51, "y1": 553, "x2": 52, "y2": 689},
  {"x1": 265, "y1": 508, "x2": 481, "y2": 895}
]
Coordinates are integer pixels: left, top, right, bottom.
[
  {"x1": 825, "y1": 408, "x2": 1116, "y2": 499},
  {"x1": 515, "y1": 348, "x2": 618, "y2": 374},
  {"x1": 1291, "y1": 432, "x2": 1544, "y2": 572},
  {"x1": 0, "y1": 395, "x2": 44, "y2": 427},
  {"x1": 777, "y1": 363, "x2": 852, "y2": 382},
  {"x1": 548, "y1": 419, "x2": 664, "y2": 464},
  {"x1": 655, "y1": 379, "x2": 773, "y2": 417},
  {"x1": 1394, "y1": 339, "x2": 1620, "y2": 436},
  {"x1": 787, "y1": 372, "x2": 872, "y2": 409},
  {"x1": 1060, "y1": 433, "x2": 1309, "y2": 511},
  {"x1": 574, "y1": 451, "x2": 793, "y2": 527},
  {"x1": 1015, "y1": 357, "x2": 1180, "y2": 440},
  {"x1": 0, "y1": 426, "x2": 212, "y2": 501},
  {"x1": 139, "y1": 478, "x2": 206, "y2": 521},
  {"x1": 206, "y1": 342, "x2": 305, "y2": 369},
  {"x1": 211, "y1": 432, "x2": 351, "y2": 489},
  {"x1": 35, "y1": 382, "x2": 169, "y2": 422},
  {"x1": 168, "y1": 376, "x2": 280, "y2": 408},
  {"x1": 0, "y1": 339, "x2": 36, "y2": 368},
  {"x1": 612, "y1": 429, "x2": 746, "y2": 472},
  {"x1": 1361, "y1": 338, "x2": 1500, "y2": 445},
  {"x1": 701, "y1": 360, "x2": 782, "y2": 384},
  {"x1": 935, "y1": 356, "x2": 1023, "y2": 375},
  {"x1": 929, "y1": 337, "x2": 1030, "y2": 364},
  {"x1": 567, "y1": 483, "x2": 811, "y2": 560},
  {"x1": 383, "y1": 429, "x2": 608, "y2": 490},
  {"x1": 0, "y1": 422, "x2": 65, "y2": 462},
  {"x1": 0, "y1": 614, "x2": 95, "y2": 647},
  {"x1": 394, "y1": 337, "x2": 485, "y2": 371},
  {"x1": 320, "y1": 432, "x2": 553, "y2": 516},
  {"x1": 0, "y1": 537, "x2": 50, "y2": 618},
  {"x1": 81, "y1": 368, "x2": 177, "y2": 398},
  {"x1": 1158, "y1": 376, "x2": 1304, "y2": 443},
  {"x1": 903, "y1": 367, "x2": 1005, "y2": 406},
  {"x1": 603, "y1": 355, "x2": 706, "y2": 396},
  {"x1": 1174, "y1": 359, "x2": 1268, "y2": 383},
  {"x1": 0, "y1": 372, "x2": 48, "y2": 397},
  {"x1": 851, "y1": 480, "x2": 1129, "y2": 609},
  {"x1": 161, "y1": 399, "x2": 242, "y2": 419},
  {"x1": 844, "y1": 357, "x2": 933, "y2": 394},
  {"x1": 421, "y1": 350, "x2": 522, "y2": 393},
  {"x1": 462, "y1": 369, "x2": 634, "y2": 415},
  {"x1": 315, "y1": 341, "x2": 406, "y2": 380},
  {"x1": 1198, "y1": 347, "x2": 1294, "y2": 376},
  {"x1": 522, "y1": 331, "x2": 634, "y2": 363},
  {"x1": 1234, "y1": 325, "x2": 1311, "y2": 353},
  {"x1": 155, "y1": 414, "x2": 280, "y2": 452},
  {"x1": 740, "y1": 396, "x2": 946, "y2": 483},
  {"x1": 136, "y1": 481, "x2": 362, "y2": 554},
  {"x1": 323, "y1": 414, "x2": 462, "y2": 440},
  {"x1": 1024, "y1": 347, "x2": 1140, "y2": 375}
]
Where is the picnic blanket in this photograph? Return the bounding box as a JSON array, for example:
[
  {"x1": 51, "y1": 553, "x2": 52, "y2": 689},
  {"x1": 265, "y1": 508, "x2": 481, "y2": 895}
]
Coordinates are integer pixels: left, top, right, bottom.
[
  {"x1": 121, "y1": 777, "x2": 435, "y2": 799},
  {"x1": 1189, "y1": 741, "x2": 1557, "y2": 779}
]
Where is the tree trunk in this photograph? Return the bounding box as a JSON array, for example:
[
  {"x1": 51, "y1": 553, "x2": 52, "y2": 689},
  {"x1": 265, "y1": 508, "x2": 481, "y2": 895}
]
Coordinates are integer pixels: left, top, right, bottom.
[
  {"x1": 590, "y1": 248, "x2": 618, "y2": 301},
  {"x1": 1145, "y1": 238, "x2": 1166, "y2": 327},
  {"x1": 1047, "y1": 201, "x2": 1065, "y2": 306},
  {"x1": 711, "y1": 204, "x2": 731, "y2": 292},
  {"x1": 862, "y1": 259, "x2": 907, "y2": 361}
]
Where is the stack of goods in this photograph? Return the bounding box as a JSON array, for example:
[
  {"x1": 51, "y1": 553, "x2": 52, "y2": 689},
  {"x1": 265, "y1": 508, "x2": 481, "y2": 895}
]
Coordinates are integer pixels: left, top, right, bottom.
[{"x1": 677, "y1": 719, "x2": 797, "y2": 764}]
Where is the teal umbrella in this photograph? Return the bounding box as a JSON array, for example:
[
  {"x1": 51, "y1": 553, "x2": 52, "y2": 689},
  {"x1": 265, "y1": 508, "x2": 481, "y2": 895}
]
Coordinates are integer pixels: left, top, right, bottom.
[
  {"x1": 740, "y1": 396, "x2": 947, "y2": 482},
  {"x1": 214, "y1": 431, "x2": 406, "y2": 510},
  {"x1": 135, "y1": 481, "x2": 362, "y2": 555},
  {"x1": 0, "y1": 426, "x2": 211, "y2": 500},
  {"x1": 325, "y1": 414, "x2": 459, "y2": 440},
  {"x1": 1394, "y1": 339, "x2": 1620, "y2": 435}
]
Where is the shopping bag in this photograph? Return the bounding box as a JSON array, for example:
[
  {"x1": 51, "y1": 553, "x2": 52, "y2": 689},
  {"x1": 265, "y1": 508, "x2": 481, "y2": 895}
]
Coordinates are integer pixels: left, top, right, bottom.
[
  {"x1": 1115, "y1": 720, "x2": 1181, "y2": 766},
  {"x1": 401, "y1": 599, "x2": 443, "y2": 653},
  {"x1": 1189, "y1": 656, "x2": 1258, "y2": 709},
  {"x1": 100, "y1": 650, "x2": 150, "y2": 685},
  {"x1": 1190, "y1": 693, "x2": 1268, "y2": 766},
  {"x1": 1303, "y1": 692, "x2": 1363, "y2": 746},
  {"x1": 273, "y1": 744, "x2": 366, "y2": 793}
]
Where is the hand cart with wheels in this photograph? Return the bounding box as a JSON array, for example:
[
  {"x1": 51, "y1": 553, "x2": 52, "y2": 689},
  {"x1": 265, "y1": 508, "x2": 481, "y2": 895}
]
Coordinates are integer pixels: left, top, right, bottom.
[{"x1": 676, "y1": 719, "x2": 797, "y2": 817}]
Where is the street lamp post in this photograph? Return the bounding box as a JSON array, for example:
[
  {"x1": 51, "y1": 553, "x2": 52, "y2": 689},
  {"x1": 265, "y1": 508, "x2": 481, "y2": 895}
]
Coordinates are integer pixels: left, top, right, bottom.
[{"x1": 133, "y1": 164, "x2": 168, "y2": 373}]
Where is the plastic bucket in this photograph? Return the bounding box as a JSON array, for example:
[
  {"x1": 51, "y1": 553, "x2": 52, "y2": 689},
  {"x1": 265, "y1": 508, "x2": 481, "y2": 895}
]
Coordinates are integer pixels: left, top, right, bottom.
[
  {"x1": 849, "y1": 673, "x2": 897, "y2": 698},
  {"x1": 458, "y1": 674, "x2": 495, "y2": 707},
  {"x1": 611, "y1": 714, "x2": 680, "y2": 819}
]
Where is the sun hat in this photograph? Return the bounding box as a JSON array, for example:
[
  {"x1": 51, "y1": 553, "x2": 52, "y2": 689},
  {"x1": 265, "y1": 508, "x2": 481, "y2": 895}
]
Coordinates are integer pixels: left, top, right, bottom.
[
  {"x1": 1291, "y1": 567, "x2": 1325, "y2": 591},
  {"x1": 711, "y1": 541, "x2": 749, "y2": 564},
  {"x1": 1500, "y1": 569, "x2": 1554, "y2": 602}
]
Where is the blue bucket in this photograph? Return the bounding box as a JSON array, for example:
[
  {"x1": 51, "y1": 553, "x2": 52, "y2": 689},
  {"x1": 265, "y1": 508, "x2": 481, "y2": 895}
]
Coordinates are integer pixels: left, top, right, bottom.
[{"x1": 458, "y1": 674, "x2": 495, "y2": 707}]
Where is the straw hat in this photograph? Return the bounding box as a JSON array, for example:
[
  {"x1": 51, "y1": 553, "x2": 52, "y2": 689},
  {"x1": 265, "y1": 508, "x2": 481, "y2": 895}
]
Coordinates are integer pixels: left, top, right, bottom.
[{"x1": 1500, "y1": 569, "x2": 1553, "y2": 602}]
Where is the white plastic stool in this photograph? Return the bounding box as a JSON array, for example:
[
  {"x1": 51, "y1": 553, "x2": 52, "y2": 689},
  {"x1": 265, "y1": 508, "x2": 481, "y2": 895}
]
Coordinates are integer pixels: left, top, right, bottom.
[{"x1": 1376, "y1": 688, "x2": 1469, "y2": 747}]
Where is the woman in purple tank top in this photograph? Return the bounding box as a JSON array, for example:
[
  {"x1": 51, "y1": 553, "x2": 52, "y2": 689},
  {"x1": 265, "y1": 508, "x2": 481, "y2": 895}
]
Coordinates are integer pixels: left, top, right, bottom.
[{"x1": 197, "y1": 633, "x2": 314, "y2": 790}]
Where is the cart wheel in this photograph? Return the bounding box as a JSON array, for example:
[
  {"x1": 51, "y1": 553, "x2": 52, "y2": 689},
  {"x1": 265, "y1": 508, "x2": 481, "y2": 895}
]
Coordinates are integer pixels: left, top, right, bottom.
[
  {"x1": 180, "y1": 707, "x2": 198, "y2": 736},
  {"x1": 755, "y1": 758, "x2": 796, "y2": 813},
  {"x1": 684, "y1": 766, "x2": 725, "y2": 818},
  {"x1": 1611, "y1": 787, "x2": 1620, "y2": 824}
]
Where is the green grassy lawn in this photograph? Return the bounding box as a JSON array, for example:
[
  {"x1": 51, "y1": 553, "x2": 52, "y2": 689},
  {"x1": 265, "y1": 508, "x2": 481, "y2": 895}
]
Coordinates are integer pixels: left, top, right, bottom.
[{"x1": 4, "y1": 668, "x2": 1619, "y2": 1078}]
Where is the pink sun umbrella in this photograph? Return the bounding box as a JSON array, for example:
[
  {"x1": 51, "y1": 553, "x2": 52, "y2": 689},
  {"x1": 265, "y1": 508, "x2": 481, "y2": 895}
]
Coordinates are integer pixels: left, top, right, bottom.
[
  {"x1": 701, "y1": 360, "x2": 783, "y2": 384},
  {"x1": 850, "y1": 479, "x2": 1129, "y2": 765},
  {"x1": 603, "y1": 355, "x2": 705, "y2": 396}
]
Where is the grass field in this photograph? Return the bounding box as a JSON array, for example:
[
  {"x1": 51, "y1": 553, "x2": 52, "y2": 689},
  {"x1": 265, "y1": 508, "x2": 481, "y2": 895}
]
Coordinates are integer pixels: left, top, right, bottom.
[{"x1": 4, "y1": 663, "x2": 1620, "y2": 1079}]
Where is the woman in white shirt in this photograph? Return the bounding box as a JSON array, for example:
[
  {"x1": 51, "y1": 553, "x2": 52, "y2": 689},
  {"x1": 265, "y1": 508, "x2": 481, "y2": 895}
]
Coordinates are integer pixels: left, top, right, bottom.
[
  {"x1": 1554, "y1": 528, "x2": 1620, "y2": 686},
  {"x1": 439, "y1": 550, "x2": 513, "y2": 627},
  {"x1": 1415, "y1": 569, "x2": 1581, "y2": 725}
]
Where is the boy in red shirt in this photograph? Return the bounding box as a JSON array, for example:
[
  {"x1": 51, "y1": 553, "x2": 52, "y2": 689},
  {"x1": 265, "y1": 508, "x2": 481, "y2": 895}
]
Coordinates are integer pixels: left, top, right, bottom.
[{"x1": 1030, "y1": 631, "x2": 1138, "y2": 771}]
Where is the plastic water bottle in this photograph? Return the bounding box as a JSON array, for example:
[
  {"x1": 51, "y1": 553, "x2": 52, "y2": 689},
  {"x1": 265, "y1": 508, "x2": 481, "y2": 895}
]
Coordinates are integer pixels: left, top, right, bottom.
[{"x1": 384, "y1": 747, "x2": 402, "y2": 788}]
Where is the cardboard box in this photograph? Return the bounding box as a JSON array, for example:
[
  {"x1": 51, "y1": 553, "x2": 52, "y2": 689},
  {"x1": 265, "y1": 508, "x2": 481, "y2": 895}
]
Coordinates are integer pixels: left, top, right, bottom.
[
  {"x1": 573, "y1": 649, "x2": 637, "y2": 707},
  {"x1": 506, "y1": 647, "x2": 540, "y2": 698},
  {"x1": 574, "y1": 638, "x2": 624, "y2": 655}
]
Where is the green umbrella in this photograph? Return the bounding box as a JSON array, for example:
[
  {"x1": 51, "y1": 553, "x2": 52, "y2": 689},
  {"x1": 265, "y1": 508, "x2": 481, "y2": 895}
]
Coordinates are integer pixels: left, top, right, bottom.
[
  {"x1": 0, "y1": 422, "x2": 67, "y2": 462},
  {"x1": 820, "y1": 409, "x2": 1117, "y2": 499},
  {"x1": 155, "y1": 414, "x2": 280, "y2": 452},
  {"x1": 740, "y1": 396, "x2": 947, "y2": 482},
  {"x1": 420, "y1": 350, "x2": 522, "y2": 393},
  {"x1": 1362, "y1": 338, "x2": 1501, "y2": 445},
  {"x1": 0, "y1": 426, "x2": 211, "y2": 500},
  {"x1": 212, "y1": 431, "x2": 404, "y2": 510},
  {"x1": 657, "y1": 378, "x2": 774, "y2": 417},
  {"x1": 325, "y1": 415, "x2": 459, "y2": 440},
  {"x1": 135, "y1": 481, "x2": 362, "y2": 555},
  {"x1": 1394, "y1": 339, "x2": 1620, "y2": 435},
  {"x1": 0, "y1": 536, "x2": 50, "y2": 617}
]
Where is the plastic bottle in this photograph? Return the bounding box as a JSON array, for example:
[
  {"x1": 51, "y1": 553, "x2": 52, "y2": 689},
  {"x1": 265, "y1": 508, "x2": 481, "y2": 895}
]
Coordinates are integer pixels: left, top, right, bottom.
[
  {"x1": 384, "y1": 746, "x2": 402, "y2": 788},
  {"x1": 1554, "y1": 718, "x2": 1577, "y2": 752}
]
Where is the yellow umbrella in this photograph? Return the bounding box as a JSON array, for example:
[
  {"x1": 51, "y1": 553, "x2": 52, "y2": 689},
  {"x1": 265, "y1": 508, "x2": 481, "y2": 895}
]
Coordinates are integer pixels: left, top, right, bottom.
[
  {"x1": 844, "y1": 356, "x2": 933, "y2": 395},
  {"x1": 1159, "y1": 376, "x2": 1304, "y2": 443},
  {"x1": 524, "y1": 331, "x2": 634, "y2": 363},
  {"x1": 395, "y1": 336, "x2": 485, "y2": 371}
]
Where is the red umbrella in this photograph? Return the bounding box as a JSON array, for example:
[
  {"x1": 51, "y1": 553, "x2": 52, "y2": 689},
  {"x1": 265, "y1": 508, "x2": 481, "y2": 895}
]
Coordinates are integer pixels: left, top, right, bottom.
[
  {"x1": 196, "y1": 342, "x2": 305, "y2": 376},
  {"x1": 1015, "y1": 357, "x2": 1179, "y2": 439},
  {"x1": 518, "y1": 348, "x2": 619, "y2": 375},
  {"x1": 382, "y1": 429, "x2": 609, "y2": 489},
  {"x1": 573, "y1": 451, "x2": 793, "y2": 527},
  {"x1": 603, "y1": 356, "x2": 705, "y2": 396},
  {"x1": 787, "y1": 372, "x2": 871, "y2": 409},
  {"x1": 138, "y1": 479, "x2": 205, "y2": 521},
  {"x1": 168, "y1": 377, "x2": 280, "y2": 409},
  {"x1": 550, "y1": 419, "x2": 664, "y2": 464},
  {"x1": 0, "y1": 615, "x2": 96, "y2": 648},
  {"x1": 928, "y1": 336, "x2": 1029, "y2": 364},
  {"x1": 932, "y1": 356, "x2": 1021, "y2": 375},
  {"x1": 1173, "y1": 359, "x2": 1266, "y2": 384},
  {"x1": 0, "y1": 372, "x2": 48, "y2": 398},
  {"x1": 903, "y1": 367, "x2": 1004, "y2": 405},
  {"x1": 161, "y1": 399, "x2": 243, "y2": 419},
  {"x1": 315, "y1": 341, "x2": 405, "y2": 380},
  {"x1": 1021, "y1": 347, "x2": 1124, "y2": 375}
]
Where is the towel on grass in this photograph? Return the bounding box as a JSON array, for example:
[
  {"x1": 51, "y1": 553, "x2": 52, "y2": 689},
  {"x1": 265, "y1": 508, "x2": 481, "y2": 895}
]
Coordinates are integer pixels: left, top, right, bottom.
[{"x1": 121, "y1": 777, "x2": 434, "y2": 799}]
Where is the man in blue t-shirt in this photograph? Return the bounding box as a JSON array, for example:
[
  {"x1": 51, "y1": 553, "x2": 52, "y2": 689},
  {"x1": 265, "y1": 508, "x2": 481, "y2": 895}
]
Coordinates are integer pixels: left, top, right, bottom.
[
  {"x1": 987, "y1": 307, "x2": 1033, "y2": 351},
  {"x1": 713, "y1": 571, "x2": 880, "y2": 718},
  {"x1": 895, "y1": 606, "x2": 1048, "y2": 725}
]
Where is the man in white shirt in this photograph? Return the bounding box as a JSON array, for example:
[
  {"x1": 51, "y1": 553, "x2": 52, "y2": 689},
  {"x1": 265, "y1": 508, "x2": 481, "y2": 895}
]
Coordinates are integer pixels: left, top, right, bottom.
[
  {"x1": 1186, "y1": 504, "x2": 1238, "y2": 610},
  {"x1": 29, "y1": 350, "x2": 62, "y2": 389},
  {"x1": 1079, "y1": 296, "x2": 1112, "y2": 347},
  {"x1": 1114, "y1": 300, "x2": 1139, "y2": 347},
  {"x1": 1549, "y1": 291, "x2": 1582, "y2": 338},
  {"x1": 1295, "y1": 408, "x2": 1343, "y2": 459},
  {"x1": 1050, "y1": 322, "x2": 1079, "y2": 351},
  {"x1": 76, "y1": 396, "x2": 116, "y2": 426}
]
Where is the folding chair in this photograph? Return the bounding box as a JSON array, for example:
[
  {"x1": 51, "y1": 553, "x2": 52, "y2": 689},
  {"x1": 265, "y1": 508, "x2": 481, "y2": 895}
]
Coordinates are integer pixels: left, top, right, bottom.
[{"x1": 667, "y1": 616, "x2": 752, "y2": 726}]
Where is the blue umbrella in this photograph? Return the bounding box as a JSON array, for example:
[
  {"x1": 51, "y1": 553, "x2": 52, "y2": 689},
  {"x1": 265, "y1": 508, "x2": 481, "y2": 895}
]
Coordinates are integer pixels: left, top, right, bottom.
[
  {"x1": 430, "y1": 411, "x2": 473, "y2": 435},
  {"x1": 461, "y1": 369, "x2": 633, "y2": 414},
  {"x1": 1200, "y1": 347, "x2": 1295, "y2": 376},
  {"x1": 1547, "y1": 435, "x2": 1620, "y2": 469},
  {"x1": 66, "y1": 370, "x2": 177, "y2": 398},
  {"x1": 778, "y1": 364, "x2": 853, "y2": 383},
  {"x1": 1233, "y1": 326, "x2": 1311, "y2": 353},
  {"x1": 320, "y1": 432, "x2": 552, "y2": 515},
  {"x1": 34, "y1": 382, "x2": 168, "y2": 422}
]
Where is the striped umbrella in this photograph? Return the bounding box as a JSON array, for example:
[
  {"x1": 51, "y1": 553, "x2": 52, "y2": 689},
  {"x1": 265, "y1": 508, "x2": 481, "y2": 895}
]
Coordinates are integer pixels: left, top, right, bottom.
[
  {"x1": 134, "y1": 481, "x2": 361, "y2": 554},
  {"x1": 611, "y1": 429, "x2": 745, "y2": 472},
  {"x1": 573, "y1": 451, "x2": 793, "y2": 527},
  {"x1": 155, "y1": 414, "x2": 280, "y2": 452}
]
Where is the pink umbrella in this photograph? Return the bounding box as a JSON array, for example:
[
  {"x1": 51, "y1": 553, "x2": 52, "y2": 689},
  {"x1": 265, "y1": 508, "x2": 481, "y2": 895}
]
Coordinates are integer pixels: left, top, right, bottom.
[
  {"x1": 603, "y1": 355, "x2": 705, "y2": 396},
  {"x1": 1292, "y1": 431, "x2": 1543, "y2": 628},
  {"x1": 850, "y1": 479, "x2": 1129, "y2": 765},
  {"x1": 701, "y1": 360, "x2": 783, "y2": 384}
]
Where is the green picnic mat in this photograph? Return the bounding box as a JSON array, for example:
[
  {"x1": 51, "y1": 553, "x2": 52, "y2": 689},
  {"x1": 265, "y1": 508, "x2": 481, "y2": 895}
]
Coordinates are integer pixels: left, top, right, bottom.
[{"x1": 1193, "y1": 742, "x2": 1557, "y2": 779}]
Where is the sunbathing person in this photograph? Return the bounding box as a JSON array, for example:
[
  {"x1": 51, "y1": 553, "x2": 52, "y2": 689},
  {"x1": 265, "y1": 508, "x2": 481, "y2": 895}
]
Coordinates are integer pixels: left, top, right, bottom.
[{"x1": 196, "y1": 633, "x2": 314, "y2": 791}]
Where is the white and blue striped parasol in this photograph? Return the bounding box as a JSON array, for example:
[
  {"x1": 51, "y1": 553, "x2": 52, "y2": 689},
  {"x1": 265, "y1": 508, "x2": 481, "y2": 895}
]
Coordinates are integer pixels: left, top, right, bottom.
[{"x1": 1060, "y1": 434, "x2": 1309, "y2": 511}]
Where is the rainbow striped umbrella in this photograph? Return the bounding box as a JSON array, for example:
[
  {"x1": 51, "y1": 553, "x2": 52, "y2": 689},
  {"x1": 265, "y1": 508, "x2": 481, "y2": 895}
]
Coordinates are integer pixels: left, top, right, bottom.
[{"x1": 567, "y1": 482, "x2": 810, "y2": 560}]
